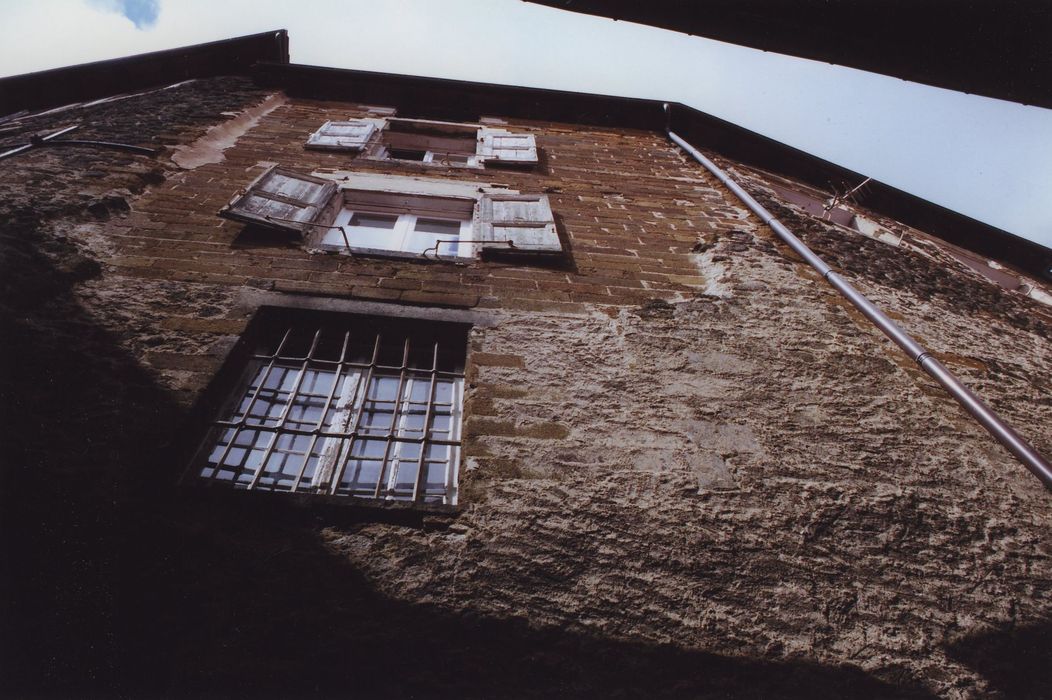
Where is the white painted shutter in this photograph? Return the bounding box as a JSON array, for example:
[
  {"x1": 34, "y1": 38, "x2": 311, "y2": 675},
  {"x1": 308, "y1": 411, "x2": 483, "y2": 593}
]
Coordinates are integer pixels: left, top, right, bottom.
[
  {"x1": 476, "y1": 127, "x2": 538, "y2": 165},
  {"x1": 478, "y1": 194, "x2": 561, "y2": 254},
  {"x1": 305, "y1": 119, "x2": 381, "y2": 151},
  {"x1": 219, "y1": 165, "x2": 337, "y2": 234}
]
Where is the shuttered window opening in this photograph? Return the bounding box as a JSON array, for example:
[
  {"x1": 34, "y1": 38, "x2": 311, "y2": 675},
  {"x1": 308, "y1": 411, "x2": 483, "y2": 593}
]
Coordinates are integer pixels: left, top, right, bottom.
[
  {"x1": 305, "y1": 119, "x2": 384, "y2": 151},
  {"x1": 221, "y1": 167, "x2": 564, "y2": 259},
  {"x1": 303, "y1": 117, "x2": 539, "y2": 168},
  {"x1": 478, "y1": 194, "x2": 561, "y2": 253},
  {"x1": 219, "y1": 165, "x2": 340, "y2": 234},
  {"x1": 192, "y1": 311, "x2": 468, "y2": 506},
  {"x1": 380, "y1": 118, "x2": 482, "y2": 167}
]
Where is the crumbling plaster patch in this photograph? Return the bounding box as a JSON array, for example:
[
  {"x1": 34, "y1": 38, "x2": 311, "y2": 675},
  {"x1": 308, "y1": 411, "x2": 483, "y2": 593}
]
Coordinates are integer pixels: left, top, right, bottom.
[{"x1": 172, "y1": 92, "x2": 287, "y2": 170}]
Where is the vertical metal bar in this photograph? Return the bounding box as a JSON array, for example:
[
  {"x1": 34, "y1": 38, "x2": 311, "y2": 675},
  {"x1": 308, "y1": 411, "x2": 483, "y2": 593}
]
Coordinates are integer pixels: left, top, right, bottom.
[
  {"x1": 445, "y1": 377, "x2": 465, "y2": 505},
  {"x1": 411, "y1": 341, "x2": 441, "y2": 504},
  {"x1": 374, "y1": 336, "x2": 411, "y2": 499},
  {"x1": 209, "y1": 328, "x2": 293, "y2": 481},
  {"x1": 330, "y1": 333, "x2": 382, "y2": 494},
  {"x1": 291, "y1": 331, "x2": 350, "y2": 493},
  {"x1": 247, "y1": 329, "x2": 321, "y2": 490},
  {"x1": 667, "y1": 124, "x2": 1052, "y2": 491}
]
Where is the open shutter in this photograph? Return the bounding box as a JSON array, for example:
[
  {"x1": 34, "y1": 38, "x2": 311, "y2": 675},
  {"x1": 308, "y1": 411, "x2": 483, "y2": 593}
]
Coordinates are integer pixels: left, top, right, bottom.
[
  {"x1": 478, "y1": 194, "x2": 561, "y2": 254},
  {"x1": 476, "y1": 127, "x2": 538, "y2": 165},
  {"x1": 219, "y1": 165, "x2": 338, "y2": 234},
  {"x1": 305, "y1": 119, "x2": 381, "y2": 151}
]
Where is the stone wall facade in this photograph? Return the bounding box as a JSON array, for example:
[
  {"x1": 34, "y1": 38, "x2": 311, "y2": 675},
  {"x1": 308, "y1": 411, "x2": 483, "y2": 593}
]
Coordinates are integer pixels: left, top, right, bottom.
[{"x1": 2, "y1": 76, "x2": 1050, "y2": 698}]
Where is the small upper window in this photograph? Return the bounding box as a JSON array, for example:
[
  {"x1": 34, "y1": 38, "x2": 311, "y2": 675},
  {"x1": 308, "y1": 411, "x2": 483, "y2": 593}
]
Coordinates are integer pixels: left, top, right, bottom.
[
  {"x1": 220, "y1": 166, "x2": 563, "y2": 260},
  {"x1": 306, "y1": 117, "x2": 538, "y2": 168}
]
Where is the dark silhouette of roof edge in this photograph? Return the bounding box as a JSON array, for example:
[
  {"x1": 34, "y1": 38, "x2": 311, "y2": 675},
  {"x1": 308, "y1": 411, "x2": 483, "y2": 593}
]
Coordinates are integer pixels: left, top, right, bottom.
[
  {"x1": 0, "y1": 30, "x2": 289, "y2": 115},
  {"x1": 253, "y1": 61, "x2": 1052, "y2": 280},
  {"x1": 522, "y1": 1, "x2": 1052, "y2": 110}
]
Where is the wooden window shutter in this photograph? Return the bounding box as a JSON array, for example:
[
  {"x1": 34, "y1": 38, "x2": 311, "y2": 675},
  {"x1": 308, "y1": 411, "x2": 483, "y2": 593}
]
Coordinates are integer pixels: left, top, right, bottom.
[
  {"x1": 478, "y1": 194, "x2": 561, "y2": 254},
  {"x1": 305, "y1": 119, "x2": 381, "y2": 151},
  {"x1": 219, "y1": 165, "x2": 338, "y2": 234},
  {"x1": 476, "y1": 127, "x2": 538, "y2": 165}
]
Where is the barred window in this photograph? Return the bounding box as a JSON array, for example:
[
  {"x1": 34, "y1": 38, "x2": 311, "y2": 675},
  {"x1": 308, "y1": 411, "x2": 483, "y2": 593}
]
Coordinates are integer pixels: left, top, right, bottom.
[{"x1": 193, "y1": 310, "x2": 467, "y2": 505}]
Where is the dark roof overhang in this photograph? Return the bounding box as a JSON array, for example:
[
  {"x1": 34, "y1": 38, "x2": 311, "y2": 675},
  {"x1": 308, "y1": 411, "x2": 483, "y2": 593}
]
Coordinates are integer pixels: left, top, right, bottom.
[
  {"x1": 524, "y1": 1, "x2": 1052, "y2": 109},
  {"x1": 0, "y1": 30, "x2": 290, "y2": 116},
  {"x1": 255, "y1": 61, "x2": 1052, "y2": 279}
]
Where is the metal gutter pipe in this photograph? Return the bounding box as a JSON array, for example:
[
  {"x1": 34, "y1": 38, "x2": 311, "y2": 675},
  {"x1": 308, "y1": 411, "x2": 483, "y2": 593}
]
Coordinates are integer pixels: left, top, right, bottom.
[{"x1": 664, "y1": 115, "x2": 1052, "y2": 490}]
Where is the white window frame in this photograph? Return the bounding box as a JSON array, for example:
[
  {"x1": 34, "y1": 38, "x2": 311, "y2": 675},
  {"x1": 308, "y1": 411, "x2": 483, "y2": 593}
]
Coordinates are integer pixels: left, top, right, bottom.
[
  {"x1": 319, "y1": 207, "x2": 476, "y2": 259},
  {"x1": 223, "y1": 168, "x2": 563, "y2": 260}
]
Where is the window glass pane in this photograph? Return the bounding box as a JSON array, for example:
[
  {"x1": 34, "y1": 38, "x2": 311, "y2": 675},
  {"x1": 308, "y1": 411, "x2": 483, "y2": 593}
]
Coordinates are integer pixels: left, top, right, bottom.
[
  {"x1": 323, "y1": 211, "x2": 401, "y2": 250},
  {"x1": 401, "y1": 411, "x2": 426, "y2": 437},
  {"x1": 339, "y1": 438, "x2": 387, "y2": 494},
  {"x1": 433, "y1": 380, "x2": 454, "y2": 405},
  {"x1": 404, "y1": 217, "x2": 462, "y2": 255},
  {"x1": 425, "y1": 443, "x2": 450, "y2": 462},
  {"x1": 429, "y1": 414, "x2": 451, "y2": 439},
  {"x1": 408, "y1": 379, "x2": 432, "y2": 402},
  {"x1": 395, "y1": 442, "x2": 421, "y2": 462},
  {"x1": 351, "y1": 213, "x2": 398, "y2": 229},
  {"x1": 369, "y1": 375, "x2": 400, "y2": 401},
  {"x1": 392, "y1": 460, "x2": 419, "y2": 493},
  {"x1": 423, "y1": 462, "x2": 449, "y2": 499},
  {"x1": 414, "y1": 218, "x2": 461, "y2": 236}
]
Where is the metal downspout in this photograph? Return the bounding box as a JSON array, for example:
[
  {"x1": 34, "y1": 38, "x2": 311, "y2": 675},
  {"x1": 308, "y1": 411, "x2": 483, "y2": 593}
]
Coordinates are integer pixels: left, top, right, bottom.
[{"x1": 664, "y1": 117, "x2": 1052, "y2": 491}]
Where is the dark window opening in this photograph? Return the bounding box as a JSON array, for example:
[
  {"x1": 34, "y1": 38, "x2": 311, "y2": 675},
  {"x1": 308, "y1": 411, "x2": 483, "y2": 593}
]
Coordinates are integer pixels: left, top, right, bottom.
[{"x1": 387, "y1": 148, "x2": 428, "y2": 161}]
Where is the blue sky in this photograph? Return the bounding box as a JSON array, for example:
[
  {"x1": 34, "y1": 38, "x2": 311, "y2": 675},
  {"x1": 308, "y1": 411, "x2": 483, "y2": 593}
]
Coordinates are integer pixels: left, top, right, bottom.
[
  {"x1": 2, "y1": 0, "x2": 1051, "y2": 250},
  {"x1": 86, "y1": 0, "x2": 159, "y2": 28}
]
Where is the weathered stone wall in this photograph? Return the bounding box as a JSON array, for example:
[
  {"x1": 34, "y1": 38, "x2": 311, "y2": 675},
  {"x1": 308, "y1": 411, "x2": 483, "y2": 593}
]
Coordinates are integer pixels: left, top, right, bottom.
[{"x1": 2, "y1": 77, "x2": 1049, "y2": 698}]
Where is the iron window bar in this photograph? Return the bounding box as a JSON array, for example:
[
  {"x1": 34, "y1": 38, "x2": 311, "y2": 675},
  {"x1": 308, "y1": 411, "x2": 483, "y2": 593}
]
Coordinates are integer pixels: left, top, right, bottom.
[
  {"x1": 422, "y1": 239, "x2": 505, "y2": 259},
  {"x1": 198, "y1": 318, "x2": 465, "y2": 505}
]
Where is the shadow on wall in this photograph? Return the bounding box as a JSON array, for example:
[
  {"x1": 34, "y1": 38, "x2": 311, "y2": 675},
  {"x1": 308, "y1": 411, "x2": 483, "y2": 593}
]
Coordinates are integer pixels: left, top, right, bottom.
[
  {"x1": 108, "y1": 495, "x2": 940, "y2": 699},
  {"x1": 0, "y1": 231, "x2": 938, "y2": 699},
  {"x1": 0, "y1": 203, "x2": 185, "y2": 692},
  {"x1": 945, "y1": 620, "x2": 1052, "y2": 699}
]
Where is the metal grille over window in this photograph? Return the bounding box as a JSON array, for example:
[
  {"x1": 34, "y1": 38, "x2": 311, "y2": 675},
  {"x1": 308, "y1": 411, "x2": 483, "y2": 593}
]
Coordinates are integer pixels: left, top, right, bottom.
[{"x1": 196, "y1": 314, "x2": 467, "y2": 505}]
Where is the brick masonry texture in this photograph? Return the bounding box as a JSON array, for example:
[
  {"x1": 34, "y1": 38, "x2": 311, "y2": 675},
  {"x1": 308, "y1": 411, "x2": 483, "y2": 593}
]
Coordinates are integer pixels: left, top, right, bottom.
[{"x1": 1, "y1": 77, "x2": 1051, "y2": 698}]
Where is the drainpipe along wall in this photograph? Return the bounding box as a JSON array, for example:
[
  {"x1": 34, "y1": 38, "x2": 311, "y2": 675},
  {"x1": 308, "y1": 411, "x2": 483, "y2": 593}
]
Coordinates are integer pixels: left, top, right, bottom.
[{"x1": 664, "y1": 119, "x2": 1052, "y2": 491}]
